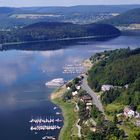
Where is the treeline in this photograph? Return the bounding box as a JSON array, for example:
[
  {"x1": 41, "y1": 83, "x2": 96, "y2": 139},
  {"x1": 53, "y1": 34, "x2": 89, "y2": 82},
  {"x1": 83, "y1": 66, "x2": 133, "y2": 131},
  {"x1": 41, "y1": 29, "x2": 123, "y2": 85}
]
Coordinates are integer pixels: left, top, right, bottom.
[
  {"x1": 88, "y1": 48, "x2": 140, "y2": 110},
  {"x1": 0, "y1": 22, "x2": 120, "y2": 44}
]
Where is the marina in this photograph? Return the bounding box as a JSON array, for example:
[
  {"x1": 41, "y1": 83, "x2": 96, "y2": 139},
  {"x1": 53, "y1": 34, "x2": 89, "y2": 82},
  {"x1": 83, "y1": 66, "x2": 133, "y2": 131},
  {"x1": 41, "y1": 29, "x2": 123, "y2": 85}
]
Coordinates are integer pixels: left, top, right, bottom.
[{"x1": 63, "y1": 63, "x2": 85, "y2": 74}]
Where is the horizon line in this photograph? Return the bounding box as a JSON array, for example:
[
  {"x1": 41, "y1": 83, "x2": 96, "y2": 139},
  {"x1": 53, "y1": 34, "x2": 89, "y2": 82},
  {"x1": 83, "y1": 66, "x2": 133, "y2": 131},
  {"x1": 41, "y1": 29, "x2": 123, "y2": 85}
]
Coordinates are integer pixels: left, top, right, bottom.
[{"x1": 0, "y1": 4, "x2": 140, "y2": 8}]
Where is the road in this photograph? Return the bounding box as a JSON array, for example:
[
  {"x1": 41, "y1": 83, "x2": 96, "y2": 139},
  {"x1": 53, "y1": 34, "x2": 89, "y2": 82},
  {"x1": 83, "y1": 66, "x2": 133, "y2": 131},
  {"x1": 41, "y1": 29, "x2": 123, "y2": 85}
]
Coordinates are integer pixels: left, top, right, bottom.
[{"x1": 81, "y1": 75, "x2": 105, "y2": 114}]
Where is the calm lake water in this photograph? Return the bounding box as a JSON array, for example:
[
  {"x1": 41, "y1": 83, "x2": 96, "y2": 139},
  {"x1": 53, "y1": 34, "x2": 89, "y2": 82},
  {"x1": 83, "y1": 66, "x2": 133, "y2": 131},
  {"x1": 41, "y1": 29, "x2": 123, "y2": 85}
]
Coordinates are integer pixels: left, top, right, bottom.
[{"x1": 0, "y1": 35, "x2": 140, "y2": 140}]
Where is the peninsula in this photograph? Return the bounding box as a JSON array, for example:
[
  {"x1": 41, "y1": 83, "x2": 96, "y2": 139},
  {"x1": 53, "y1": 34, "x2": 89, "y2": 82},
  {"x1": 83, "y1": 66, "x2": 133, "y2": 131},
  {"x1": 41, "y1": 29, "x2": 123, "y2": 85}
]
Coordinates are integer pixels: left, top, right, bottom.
[
  {"x1": 51, "y1": 48, "x2": 140, "y2": 140},
  {"x1": 0, "y1": 22, "x2": 120, "y2": 45}
]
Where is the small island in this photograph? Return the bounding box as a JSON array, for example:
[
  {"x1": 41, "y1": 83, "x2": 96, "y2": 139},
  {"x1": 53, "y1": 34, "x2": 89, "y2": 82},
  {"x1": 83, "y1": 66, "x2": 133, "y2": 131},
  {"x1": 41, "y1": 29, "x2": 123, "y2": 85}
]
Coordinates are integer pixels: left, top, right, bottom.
[{"x1": 0, "y1": 22, "x2": 121, "y2": 45}]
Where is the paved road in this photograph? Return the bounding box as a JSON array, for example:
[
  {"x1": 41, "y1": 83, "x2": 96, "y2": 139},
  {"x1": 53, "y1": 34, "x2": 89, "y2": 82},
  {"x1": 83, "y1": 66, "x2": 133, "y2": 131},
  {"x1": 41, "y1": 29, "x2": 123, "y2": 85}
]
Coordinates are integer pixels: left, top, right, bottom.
[{"x1": 81, "y1": 75, "x2": 105, "y2": 114}]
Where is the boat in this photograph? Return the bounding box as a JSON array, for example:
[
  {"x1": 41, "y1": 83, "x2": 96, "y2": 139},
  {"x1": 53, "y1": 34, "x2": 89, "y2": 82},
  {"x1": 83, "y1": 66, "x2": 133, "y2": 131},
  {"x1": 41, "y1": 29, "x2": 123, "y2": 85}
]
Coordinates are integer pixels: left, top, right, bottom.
[
  {"x1": 56, "y1": 112, "x2": 61, "y2": 115},
  {"x1": 46, "y1": 136, "x2": 56, "y2": 140},
  {"x1": 55, "y1": 118, "x2": 63, "y2": 122},
  {"x1": 45, "y1": 78, "x2": 65, "y2": 87},
  {"x1": 53, "y1": 106, "x2": 58, "y2": 110}
]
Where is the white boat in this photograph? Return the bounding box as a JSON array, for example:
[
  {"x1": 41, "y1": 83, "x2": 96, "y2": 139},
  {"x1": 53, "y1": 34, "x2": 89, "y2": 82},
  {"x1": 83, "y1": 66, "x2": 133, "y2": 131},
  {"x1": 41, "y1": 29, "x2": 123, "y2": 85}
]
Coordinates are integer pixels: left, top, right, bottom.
[
  {"x1": 55, "y1": 118, "x2": 62, "y2": 122},
  {"x1": 53, "y1": 106, "x2": 58, "y2": 110},
  {"x1": 45, "y1": 78, "x2": 65, "y2": 87},
  {"x1": 46, "y1": 136, "x2": 56, "y2": 140},
  {"x1": 56, "y1": 112, "x2": 61, "y2": 115}
]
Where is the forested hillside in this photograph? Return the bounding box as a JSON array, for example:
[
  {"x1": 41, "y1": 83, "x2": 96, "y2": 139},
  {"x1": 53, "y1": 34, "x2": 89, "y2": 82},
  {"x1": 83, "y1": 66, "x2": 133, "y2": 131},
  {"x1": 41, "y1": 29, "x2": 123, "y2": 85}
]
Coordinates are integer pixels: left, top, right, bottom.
[
  {"x1": 88, "y1": 48, "x2": 140, "y2": 110},
  {"x1": 100, "y1": 8, "x2": 140, "y2": 25},
  {"x1": 0, "y1": 22, "x2": 120, "y2": 44}
]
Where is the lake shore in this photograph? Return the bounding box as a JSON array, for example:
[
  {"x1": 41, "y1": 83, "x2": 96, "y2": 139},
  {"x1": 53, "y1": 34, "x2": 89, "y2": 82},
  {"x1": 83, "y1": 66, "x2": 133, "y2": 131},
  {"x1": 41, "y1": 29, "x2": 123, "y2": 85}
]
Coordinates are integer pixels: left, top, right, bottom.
[
  {"x1": 51, "y1": 86, "x2": 79, "y2": 140},
  {"x1": 50, "y1": 58, "x2": 92, "y2": 139},
  {"x1": 1, "y1": 34, "x2": 119, "y2": 47}
]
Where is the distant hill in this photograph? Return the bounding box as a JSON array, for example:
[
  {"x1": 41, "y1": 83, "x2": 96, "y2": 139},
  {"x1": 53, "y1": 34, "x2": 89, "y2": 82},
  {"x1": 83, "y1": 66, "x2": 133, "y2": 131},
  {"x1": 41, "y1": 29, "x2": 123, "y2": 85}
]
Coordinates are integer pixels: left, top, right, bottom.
[
  {"x1": 0, "y1": 5, "x2": 140, "y2": 28},
  {"x1": 20, "y1": 5, "x2": 140, "y2": 14},
  {"x1": 0, "y1": 7, "x2": 15, "y2": 14},
  {"x1": 0, "y1": 22, "x2": 121, "y2": 44},
  {"x1": 22, "y1": 22, "x2": 120, "y2": 40},
  {"x1": 99, "y1": 8, "x2": 140, "y2": 25}
]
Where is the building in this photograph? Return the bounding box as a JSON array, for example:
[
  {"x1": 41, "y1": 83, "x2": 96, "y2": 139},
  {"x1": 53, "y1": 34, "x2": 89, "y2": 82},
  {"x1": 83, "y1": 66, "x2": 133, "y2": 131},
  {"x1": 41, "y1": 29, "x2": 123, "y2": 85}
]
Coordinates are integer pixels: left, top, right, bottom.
[
  {"x1": 72, "y1": 91, "x2": 78, "y2": 96},
  {"x1": 76, "y1": 86, "x2": 81, "y2": 90},
  {"x1": 81, "y1": 95, "x2": 92, "y2": 103},
  {"x1": 101, "y1": 85, "x2": 114, "y2": 91},
  {"x1": 86, "y1": 102, "x2": 93, "y2": 110},
  {"x1": 124, "y1": 106, "x2": 135, "y2": 118}
]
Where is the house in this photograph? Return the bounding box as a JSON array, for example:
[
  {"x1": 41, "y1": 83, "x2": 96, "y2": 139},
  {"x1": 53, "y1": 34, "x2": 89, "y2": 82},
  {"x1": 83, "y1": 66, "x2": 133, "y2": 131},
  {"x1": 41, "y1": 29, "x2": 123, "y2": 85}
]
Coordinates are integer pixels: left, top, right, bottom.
[
  {"x1": 67, "y1": 87, "x2": 71, "y2": 90},
  {"x1": 90, "y1": 127, "x2": 97, "y2": 132},
  {"x1": 81, "y1": 95, "x2": 92, "y2": 103},
  {"x1": 76, "y1": 85, "x2": 81, "y2": 90},
  {"x1": 86, "y1": 102, "x2": 93, "y2": 110},
  {"x1": 72, "y1": 91, "x2": 78, "y2": 96},
  {"x1": 101, "y1": 85, "x2": 114, "y2": 91},
  {"x1": 124, "y1": 84, "x2": 129, "y2": 89},
  {"x1": 124, "y1": 106, "x2": 135, "y2": 118}
]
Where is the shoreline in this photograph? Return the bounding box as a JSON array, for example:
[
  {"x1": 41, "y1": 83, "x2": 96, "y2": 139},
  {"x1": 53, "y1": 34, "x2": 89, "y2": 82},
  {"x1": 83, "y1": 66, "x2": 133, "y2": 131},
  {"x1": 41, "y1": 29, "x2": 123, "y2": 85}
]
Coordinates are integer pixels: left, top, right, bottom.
[
  {"x1": 51, "y1": 86, "x2": 79, "y2": 140},
  {"x1": 1, "y1": 34, "x2": 119, "y2": 47},
  {"x1": 50, "y1": 58, "x2": 92, "y2": 139}
]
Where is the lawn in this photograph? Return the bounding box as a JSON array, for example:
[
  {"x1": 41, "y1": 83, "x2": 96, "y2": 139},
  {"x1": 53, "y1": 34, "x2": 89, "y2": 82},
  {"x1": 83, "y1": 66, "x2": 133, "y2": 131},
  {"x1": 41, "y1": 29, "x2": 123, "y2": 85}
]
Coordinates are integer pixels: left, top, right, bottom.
[{"x1": 52, "y1": 97, "x2": 79, "y2": 140}]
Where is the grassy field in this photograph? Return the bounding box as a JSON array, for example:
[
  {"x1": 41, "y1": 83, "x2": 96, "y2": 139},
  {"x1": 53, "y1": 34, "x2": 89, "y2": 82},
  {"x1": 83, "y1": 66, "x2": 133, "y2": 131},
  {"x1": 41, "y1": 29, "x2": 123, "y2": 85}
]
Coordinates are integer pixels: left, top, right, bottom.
[{"x1": 51, "y1": 87, "x2": 79, "y2": 140}]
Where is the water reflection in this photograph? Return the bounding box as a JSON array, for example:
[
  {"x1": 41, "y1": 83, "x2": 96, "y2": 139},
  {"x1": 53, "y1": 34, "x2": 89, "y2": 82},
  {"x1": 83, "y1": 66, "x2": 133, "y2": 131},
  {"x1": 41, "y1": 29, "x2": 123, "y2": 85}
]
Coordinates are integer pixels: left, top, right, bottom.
[
  {"x1": 0, "y1": 36, "x2": 139, "y2": 140},
  {"x1": 0, "y1": 54, "x2": 35, "y2": 85}
]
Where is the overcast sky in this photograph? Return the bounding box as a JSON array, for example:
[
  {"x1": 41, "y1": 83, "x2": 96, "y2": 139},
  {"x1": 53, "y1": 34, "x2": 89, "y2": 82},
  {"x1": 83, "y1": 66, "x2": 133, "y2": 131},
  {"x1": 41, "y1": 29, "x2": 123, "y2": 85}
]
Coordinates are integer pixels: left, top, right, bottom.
[{"x1": 0, "y1": 0, "x2": 140, "y2": 7}]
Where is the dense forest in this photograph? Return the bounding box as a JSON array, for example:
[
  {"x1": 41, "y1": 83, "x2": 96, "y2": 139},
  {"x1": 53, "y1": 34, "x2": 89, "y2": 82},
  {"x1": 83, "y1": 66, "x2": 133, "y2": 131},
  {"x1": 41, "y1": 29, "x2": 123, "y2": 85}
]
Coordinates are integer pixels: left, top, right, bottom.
[
  {"x1": 88, "y1": 48, "x2": 140, "y2": 110},
  {"x1": 0, "y1": 22, "x2": 120, "y2": 44}
]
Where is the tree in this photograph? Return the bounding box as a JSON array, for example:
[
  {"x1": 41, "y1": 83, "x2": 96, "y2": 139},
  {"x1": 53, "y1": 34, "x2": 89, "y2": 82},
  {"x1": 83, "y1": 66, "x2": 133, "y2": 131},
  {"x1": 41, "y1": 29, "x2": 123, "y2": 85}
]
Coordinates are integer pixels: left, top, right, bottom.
[{"x1": 113, "y1": 115, "x2": 118, "y2": 124}]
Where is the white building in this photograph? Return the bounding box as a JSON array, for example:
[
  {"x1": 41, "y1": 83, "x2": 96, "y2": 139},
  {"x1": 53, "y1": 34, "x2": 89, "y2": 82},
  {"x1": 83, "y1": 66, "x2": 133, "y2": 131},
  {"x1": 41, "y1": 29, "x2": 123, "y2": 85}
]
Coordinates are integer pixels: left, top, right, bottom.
[
  {"x1": 124, "y1": 107, "x2": 135, "y2": 118},
  {"x1": 76, "y1": 86, "x2": 81, "y2": 90},
  {"x1": 101, "y1": 85, "x2": 114, "y2": 91},
  {"x1": 72, "y1": 91, "x2": 78, "y2": 96}
]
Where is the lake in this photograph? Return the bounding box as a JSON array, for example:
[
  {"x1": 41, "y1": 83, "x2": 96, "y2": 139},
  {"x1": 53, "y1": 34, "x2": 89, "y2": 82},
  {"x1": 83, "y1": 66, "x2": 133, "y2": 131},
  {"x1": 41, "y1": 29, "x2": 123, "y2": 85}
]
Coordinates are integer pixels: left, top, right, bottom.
[{"x1": 0, "y1": 35, "x2": 140, "y2": 140}]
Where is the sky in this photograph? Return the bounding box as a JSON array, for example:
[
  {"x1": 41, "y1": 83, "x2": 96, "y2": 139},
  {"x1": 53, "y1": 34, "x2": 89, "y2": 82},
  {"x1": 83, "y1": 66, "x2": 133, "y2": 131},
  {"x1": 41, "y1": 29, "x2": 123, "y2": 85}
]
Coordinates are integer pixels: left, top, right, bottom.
[{"x1": 0, "y1": 0, "x2": 140, "y2": 7}]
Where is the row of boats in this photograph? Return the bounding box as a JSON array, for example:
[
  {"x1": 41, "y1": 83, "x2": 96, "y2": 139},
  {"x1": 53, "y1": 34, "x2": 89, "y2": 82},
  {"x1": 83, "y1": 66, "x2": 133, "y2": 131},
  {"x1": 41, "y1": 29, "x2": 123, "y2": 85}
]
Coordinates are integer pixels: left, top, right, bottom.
[
  {"x1": 63, "y1": 64, "x2": 85, "y2": 74},
  {"x1": 29, "y1": 118, "x2": 63, "y2": 123},
  {"x1": 30, "y1": 125, "x2": 61, "y2": 131}
]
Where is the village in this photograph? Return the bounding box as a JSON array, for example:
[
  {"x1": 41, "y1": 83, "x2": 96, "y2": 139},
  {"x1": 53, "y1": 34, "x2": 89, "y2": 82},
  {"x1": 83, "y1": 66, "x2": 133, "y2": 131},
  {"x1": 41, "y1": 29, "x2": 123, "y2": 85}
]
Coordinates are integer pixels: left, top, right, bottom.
[
  {"x1": 60, "y1": 73, "x2": 140, "y2": 139},
  {"x1": 100, "y1": 84, "x2": 140, "y2": 127}
]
